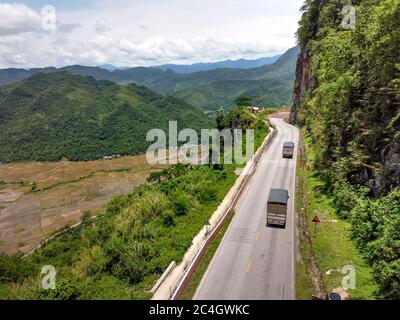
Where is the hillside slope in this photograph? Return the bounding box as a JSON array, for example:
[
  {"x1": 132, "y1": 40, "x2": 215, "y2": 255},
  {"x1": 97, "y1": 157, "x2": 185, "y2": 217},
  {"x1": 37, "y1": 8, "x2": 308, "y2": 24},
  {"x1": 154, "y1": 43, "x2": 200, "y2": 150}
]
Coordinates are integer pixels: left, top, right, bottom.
[
  {"x1": 173, "y1": 47, "x2": 299, "y2": 110},
  {"x1": 0, "y1": 72, "x2": 211, "y2": 162},
  {"x1": 0, "y1": 47, "x2": 299, "y2": 111},
  {"x1": 291, "y1": 0, "x2": 400, "y2": 299},
  {"x1": 291, "y1": 0, "x2": 399, "y2": 196}
]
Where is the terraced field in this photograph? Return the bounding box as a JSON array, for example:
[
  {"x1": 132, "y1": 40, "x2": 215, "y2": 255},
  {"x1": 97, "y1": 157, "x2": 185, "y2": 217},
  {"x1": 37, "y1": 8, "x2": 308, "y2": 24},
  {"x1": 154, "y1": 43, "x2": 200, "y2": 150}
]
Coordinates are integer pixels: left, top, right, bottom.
[{"x1": 0, "y1": 155, "x2": 166, "y2": 255}]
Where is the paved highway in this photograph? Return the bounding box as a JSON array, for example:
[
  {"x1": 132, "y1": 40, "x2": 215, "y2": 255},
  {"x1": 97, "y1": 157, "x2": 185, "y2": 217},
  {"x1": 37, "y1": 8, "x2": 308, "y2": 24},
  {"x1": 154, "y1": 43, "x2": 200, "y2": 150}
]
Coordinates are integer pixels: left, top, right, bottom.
[{"x1": 194, "y1": 117, "x2": 299, "y2": 300}]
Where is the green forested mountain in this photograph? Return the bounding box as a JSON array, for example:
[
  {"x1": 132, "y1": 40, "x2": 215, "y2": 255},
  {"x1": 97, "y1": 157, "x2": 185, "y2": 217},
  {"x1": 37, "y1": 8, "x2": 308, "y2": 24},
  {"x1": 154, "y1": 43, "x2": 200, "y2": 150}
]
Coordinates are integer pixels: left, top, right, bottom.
[
  {"x1": 0, "y1": 67, "x2": 58, "y2": 87},
  {"x1": 0, "y1": 72, "x2": 211, "y2": 162},
  {"x1": 154, "y1": 47, "x2": 298, "y2": 110},
  {"x1": 174, "y1": 79, "x2": 292, "y2": 111},
  {"x1": 0, "y1": 46, "x2": 299, "y2": 111},
  {"x1": 291, "y1": 0, "x2": 400, "y2": 298}
]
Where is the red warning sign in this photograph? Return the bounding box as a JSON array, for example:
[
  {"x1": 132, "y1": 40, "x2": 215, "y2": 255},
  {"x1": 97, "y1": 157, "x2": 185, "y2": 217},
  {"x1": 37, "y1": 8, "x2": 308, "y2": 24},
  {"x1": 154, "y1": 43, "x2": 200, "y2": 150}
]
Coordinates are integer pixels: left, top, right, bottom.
[{"x1": 312, "y1": 216, "x2": 321, "y2": 223}]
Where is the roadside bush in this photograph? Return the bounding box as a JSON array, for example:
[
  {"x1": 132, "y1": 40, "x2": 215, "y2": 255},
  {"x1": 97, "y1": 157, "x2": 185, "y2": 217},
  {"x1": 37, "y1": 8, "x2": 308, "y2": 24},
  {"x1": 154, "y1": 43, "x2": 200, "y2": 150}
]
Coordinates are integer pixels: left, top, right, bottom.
[
  {"x1": 117, "y1": 241, "x2": 154, "y2": 284},
  {"x1": 159, "y1": 179, "x2": 179, "y2": 195},
  {"x1": 374, "y1": 259, "x2": 400, "y2": 300},
  {"x1": 80, "y1": 246, "x2": 109, "y2": 276},
  {"x1": 147, "y1": 165, "x2": 191, "y2": 184},
  {"x1": 79, "y1": 275, "x2": 130, "y2": 300},
  {"x1": 198, "y1": 185, "x2": 218, "y2": 204},
  {"x1": 113, "y1": 190, "x2": 170, "y2": 235},
  {"x1": 102, "y1": 233, "x2": 124, "y2": 263},
  {"x1": 0, "y1": 254, "x2": 35, "y2": 283},
  {"x1": 351, "y1": 189, "x2": 400, "y2": 299},
  {"x1": 106, "y1": 195, "x2": 132, "y2": 216},
  {"x1": 162, "y1": 211, "x2": 176, "y2": 227},
  {"x1": 331, "y1": 181, "x2": 359, "y2": 219},
  {"x1": 131, "y1": 223, "x2": 154, "y2": 241},
  {"x1": 29, "y1": 229, "x2": 83, "y2": 267},
  {"x1": 147, "y1": 171, "x2": 164, "y2": 184},
  {"x1": 172, "y1": 191, "x2": 191, "y2": 216},
  {"x1": 136, "y1": 192, "x2": 170, "y2": 222},
  {"x1": 218, "y1": 170, "x2": 228, "y2": 181},
  {"x1": 37, "y1": 276, "x2": 83, "y2": 300}
]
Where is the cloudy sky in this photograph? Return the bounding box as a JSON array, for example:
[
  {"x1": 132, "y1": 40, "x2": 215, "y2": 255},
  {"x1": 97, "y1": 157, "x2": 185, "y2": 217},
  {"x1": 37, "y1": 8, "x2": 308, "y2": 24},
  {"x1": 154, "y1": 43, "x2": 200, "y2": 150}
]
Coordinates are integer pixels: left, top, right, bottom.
[{"x1": 0, "y1": 0, "x2": 304, "y2": 69}]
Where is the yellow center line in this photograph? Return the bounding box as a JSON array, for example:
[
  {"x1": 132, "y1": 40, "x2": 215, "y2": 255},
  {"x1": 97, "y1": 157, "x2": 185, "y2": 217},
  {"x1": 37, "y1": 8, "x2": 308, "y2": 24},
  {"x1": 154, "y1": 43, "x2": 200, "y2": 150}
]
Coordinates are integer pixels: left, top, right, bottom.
[
  {"x1": 246, "y1": 259, "x2": 253, "y2": 273},
  {"x1": 256, "y1": 232, "x2": 260, "y2": 241}
]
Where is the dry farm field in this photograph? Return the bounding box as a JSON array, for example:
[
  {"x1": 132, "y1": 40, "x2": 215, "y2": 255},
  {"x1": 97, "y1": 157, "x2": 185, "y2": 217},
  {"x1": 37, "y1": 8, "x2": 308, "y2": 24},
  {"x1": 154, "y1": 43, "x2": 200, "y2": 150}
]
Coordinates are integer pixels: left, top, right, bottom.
[{"x1": 0, "y1": 155, "x2": 166, "y2": 255}]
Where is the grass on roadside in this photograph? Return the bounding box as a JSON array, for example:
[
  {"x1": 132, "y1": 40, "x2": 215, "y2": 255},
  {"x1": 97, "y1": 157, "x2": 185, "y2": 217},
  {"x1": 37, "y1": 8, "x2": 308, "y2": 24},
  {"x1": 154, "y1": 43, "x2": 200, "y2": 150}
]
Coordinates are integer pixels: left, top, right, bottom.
[
  {"x1": 295, "y1": 134, "x2": 314, "y2": 300},
  {"x1": 295, "y1": 239, "x2": 313, "y2": 299},
  {"x1": 295, "y1": 130, "x2": 378, "y2": 300}
]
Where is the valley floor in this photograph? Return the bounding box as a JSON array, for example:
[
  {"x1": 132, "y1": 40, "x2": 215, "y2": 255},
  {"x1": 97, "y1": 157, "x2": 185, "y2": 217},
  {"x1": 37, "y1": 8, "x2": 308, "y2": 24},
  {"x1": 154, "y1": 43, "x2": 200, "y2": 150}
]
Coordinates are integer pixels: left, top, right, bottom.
[{"x1": 0, "y1": 155, "x2": 166, "y2": 255}]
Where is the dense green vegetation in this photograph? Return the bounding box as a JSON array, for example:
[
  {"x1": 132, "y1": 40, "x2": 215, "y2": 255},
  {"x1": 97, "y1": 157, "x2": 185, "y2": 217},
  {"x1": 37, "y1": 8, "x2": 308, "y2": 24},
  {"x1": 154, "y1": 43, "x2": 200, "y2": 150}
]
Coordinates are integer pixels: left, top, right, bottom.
[
  {"x1": 0, "y1": 72, "x2": 211, "y2": 162},
  {"x1": 235, "y1": 96, "x2": 253, "y2": 107},
  {"x1": 174, "y1": 78, "x2": 293, "y2": 111},
  {"x1": 215, "y1": 105, "x2": 270, "y2": 159},
  {"x1": 296, "y1": 131, "x2": 378, "y2": 300},
  {"x1": 0, "y1": 164, "x2": 238, "y2": 299},
  {"x1": 351, "y1": 189, "x2": 400, "y2": 298},
  {"x1": 295, "y1": 0, "x2": 400, "y2": 299},
  {"x1": 0, "y1": 108, "x2": 269, "y2": 300},
  {"x1": 0, "y1": 47, "x2": 298, "y2": 112}
]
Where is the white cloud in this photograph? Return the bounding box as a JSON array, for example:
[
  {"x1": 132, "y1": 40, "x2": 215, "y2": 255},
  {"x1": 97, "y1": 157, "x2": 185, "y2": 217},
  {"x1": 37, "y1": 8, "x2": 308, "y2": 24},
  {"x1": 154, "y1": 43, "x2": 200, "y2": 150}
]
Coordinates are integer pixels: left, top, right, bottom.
[
  {"x1": 95, "y1": 18, "x2": 111, "y2": 34},
  {"x1": 0, "y1": 0, "x2": 304, "y2": 68},
  {"x1": 0, "y1": 3, "x2": 42, "y2": 36},
  {"x1": 0, "y1": 34, "x2": 288, "y2": 69},
  {"x1": 58, "y1": 22, "x2": 81, "y2": 33}
]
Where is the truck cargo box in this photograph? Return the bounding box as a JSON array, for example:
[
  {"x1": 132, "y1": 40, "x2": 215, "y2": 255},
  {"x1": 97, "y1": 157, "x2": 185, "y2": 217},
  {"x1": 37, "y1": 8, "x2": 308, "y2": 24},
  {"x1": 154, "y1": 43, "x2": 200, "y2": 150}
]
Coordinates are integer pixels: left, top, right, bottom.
[
  {"x1": 282, "y1": 141, "x2": 295, "y2": 159},
  {"x1": 267, "y1": 189, "x2": 289, "y2": 227}
]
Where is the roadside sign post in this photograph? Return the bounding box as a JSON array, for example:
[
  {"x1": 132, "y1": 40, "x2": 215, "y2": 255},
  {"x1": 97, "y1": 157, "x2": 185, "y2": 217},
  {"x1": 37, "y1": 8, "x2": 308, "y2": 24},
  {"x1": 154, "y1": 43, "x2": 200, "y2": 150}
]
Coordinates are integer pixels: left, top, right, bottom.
[
  {"x1": 205, "y1": 219, "x2": 211, "y2": 235},
  {"x1": 312, "y1": 216, "x2": 321, "y2": 236}
]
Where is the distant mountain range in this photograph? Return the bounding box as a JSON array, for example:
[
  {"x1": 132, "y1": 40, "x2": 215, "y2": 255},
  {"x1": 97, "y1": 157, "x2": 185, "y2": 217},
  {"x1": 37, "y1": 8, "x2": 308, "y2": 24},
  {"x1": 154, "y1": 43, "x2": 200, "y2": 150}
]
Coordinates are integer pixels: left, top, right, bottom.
[
  {"x1": 0, "y1": 72, "x2": 211, "y2": 162},
  {"x1": 151, "y1": 55, "x2": 281, "y2": 73},
  {"x1": 0, "y1": 46, "x2": 299, "y2": 111},
  {"x1": 98, "y1": 64, "x2": 124, "y2": 71},
  {"x1": 97, "y1": 54, "x2": 281, "y2": 73}
]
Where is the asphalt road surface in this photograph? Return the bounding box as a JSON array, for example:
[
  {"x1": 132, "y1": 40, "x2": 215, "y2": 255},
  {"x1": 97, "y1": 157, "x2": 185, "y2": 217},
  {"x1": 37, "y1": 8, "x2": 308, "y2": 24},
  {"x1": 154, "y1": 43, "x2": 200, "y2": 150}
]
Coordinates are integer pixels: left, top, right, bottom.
[{"x1": 194, "y1": 117, "x2": 299, "y2": 300}]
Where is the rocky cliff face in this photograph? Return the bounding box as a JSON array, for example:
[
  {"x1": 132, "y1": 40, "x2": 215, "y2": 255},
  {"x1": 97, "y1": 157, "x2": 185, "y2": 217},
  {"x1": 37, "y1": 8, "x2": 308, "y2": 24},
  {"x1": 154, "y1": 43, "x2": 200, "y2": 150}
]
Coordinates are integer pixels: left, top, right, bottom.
[
  {"x1": 290, "y1": 0, "x2": 329, "y2": 125},
  {"x1": 290, "y1": 0, "x2": 400, "y2": 197},
  {"x1": 289, "y1": 47, "x2": 315, "y2": 125},
  {"x1": 371, "y1": 142, "x2": 400, "y2": 197}
]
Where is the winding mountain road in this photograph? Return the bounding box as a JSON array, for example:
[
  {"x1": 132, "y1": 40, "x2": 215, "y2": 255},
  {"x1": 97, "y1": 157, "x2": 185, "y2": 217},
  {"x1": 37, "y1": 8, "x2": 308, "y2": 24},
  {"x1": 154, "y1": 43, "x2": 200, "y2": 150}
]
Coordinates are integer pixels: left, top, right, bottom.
[{"x1": 194, "y1": 116, "x2": 299, "y2": 300}]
